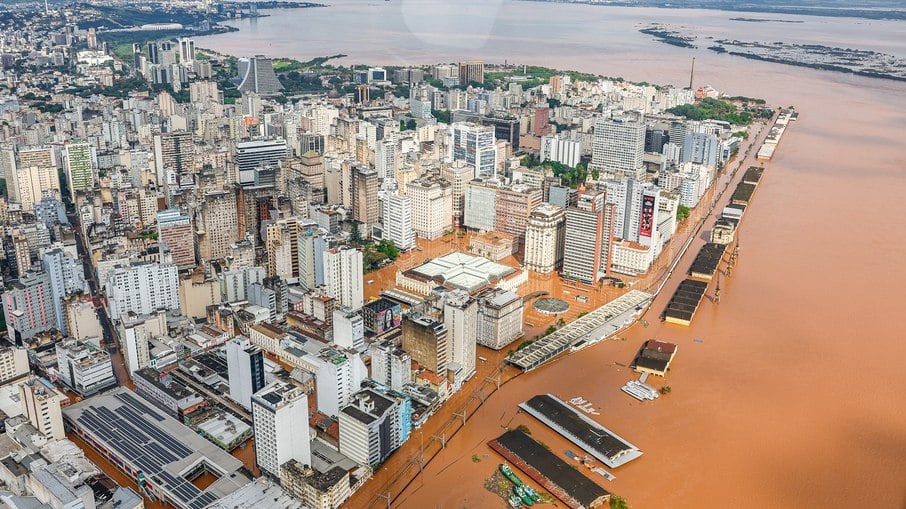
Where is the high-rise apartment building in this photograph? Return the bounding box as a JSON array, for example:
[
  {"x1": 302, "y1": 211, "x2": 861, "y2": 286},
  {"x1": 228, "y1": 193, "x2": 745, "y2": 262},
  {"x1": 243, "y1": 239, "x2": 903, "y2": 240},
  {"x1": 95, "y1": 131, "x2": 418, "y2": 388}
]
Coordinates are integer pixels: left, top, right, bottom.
[
  {"x1": 407, "y1": 175, "x2": 453, "y2": 240},
  {"x1": 381, "y1": 188, "x2": 415, "y2": 251},
  {"x1": 0, "y1": 347, "x2": 30, "y2": 386},
  {"x1": 13, "y1": 148, "x2": 59, "y2": 212},
  {"x1": 442, "y1": 290, "x2": 477, "y2": 384},
  {"x1": 441, "y1": 160, "x2": 475, "y2": 226},
  {"x1": 116, "y1": 311, "x2": 167, "y2": 376},
  {"x1": 590, "y1": 116, "x2": 646, "y2": 177},
  {"x1": 524, "y1": 204, "x2": 566, "y2": 274},
  {"x1": 105, "y1": 262, "x2": 180, "y2": 320},
  {"x1": 458, "y1": 61, "x2": 484, "y2": 86},
  {"x1": 42, "y1": 249, "x2": 86, "y2": 336},
  {"x1": 352, "y1": 166, "x2": 379, "y2": 236},
  {"x1": 197, "y1": 191, "x2": 238, "y2": 262},
  {"x1": 226, "y1": 337, "x2": 265, "y2": 410},
  {"x1": 178, "y1": 38, "x2": 195, "y2": 65},
  {"x1": 20, "y1": 377, "x2": 66, "y2": 440},
  {"x1": 252, "y1": 382, "x2": 311, "y2": 477},
  {"x1": 157, "y1": 209, "x2": 196, "y2": 268},
  {"x1": 324, "y1": 247, "x2": 364, "y2": 311},
  {"x1": 153, "y1": 131, "x2": 195, "y2": 187},
  {"x1": 369, "y1": 341, "x2": 411, "y2": 391},
  {"x1": 401, "y1": 313, "x2": 448, "y2": 375},
  {"x1": 64, "y1": 141, "x2": 95, "y2": 197},
  {"x1": 2, "y1": 270, "x2": 57, "y2": 342},
  {"x1": 452, "y1": 122, "x2": 497, "y2": 179},
  {"x1": 339, "y1": 389, "x2": 406, "y2": 466},
  {"x1": 236, "y1": 138, "x2": 288, "y2": 178},
  {"x1": 476, "y1": 289, "x2": 524, "y2": 350},
  {"x1": 562, "y1": 190, "x2": 607, "y2": 284}
]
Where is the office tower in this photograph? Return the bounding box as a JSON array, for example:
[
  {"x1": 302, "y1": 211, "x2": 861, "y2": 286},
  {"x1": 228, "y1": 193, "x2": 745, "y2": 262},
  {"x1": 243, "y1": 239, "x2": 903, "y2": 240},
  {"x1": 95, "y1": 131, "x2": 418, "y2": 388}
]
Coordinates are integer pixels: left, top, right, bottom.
[
  {"x1": 540, "y1": 134, "x2": 582, "y2": 168},
  {"x1": 351, "y1": 166, "x2": 379, "y2": 237},
  {"x1": 645, "y1": 127, "x2": 669, "y2": 153},
  {"x1": 55, "y1": 339, "x2": 116, "y2": 397},
  {"x1": 367, "y1": 67, "x2": 387, "y2": 82},
  {"x1": 226, "y1": 337, "x2": 265, "y2": 410},
  {"x1": 0, "y1": 347, "x2": 30, "y2": 386},
  {"x1": 105, "y1": 262, "x2": 180, "y2": 320},
  {"x1": 441, "y1": 160, "x2": 474, "y2": 225},
  {"x1": 86, "y1": 27, "x2": 97, "y2": 49},
  {"x1": 252, "y1": 382, "x2": 311, "y2": 477},
  {"x1": 433, "y1": 64, "x2": 456, "y2": 80},
  {"x1": 493, "y1": 183, "x2": 543, "y2": 245},
  {"x1": 2, "y1": 270, "x2": 56, "y2": 343},
  {"x1": 682, "y1": 132, "x2": 720, "y2": 167},
  {"x1": 407, "y1": 175, "x2": 453, "y2": 240},
  {"x1": 116, "y1": 311, "x2": 167, "y2": 376},
  {"x1": 145, "y1": 41, "x2": 160, "y2": 65},
  {"x1": 339, "y1": 389, "x2": 405, "y2": 466},
  {"x1": 369, "y1": 341, "x2": 411, "y2": 391},
  {"x1": 64, "y1": 141, "x2": 95, "y2": 198},
  {"x1": 401, "y1": 313, "x2": 448, "y2": 375},
  {"x1": 476, "y1": 289, "x2": 524, "y2": 350},
  {"x1": 178, "y1": 38, "x2": 195, "y2": 65},
  {"x1": 382, "y1": 188, "x2": 416, "y2": 252},
  {"x1": 153, "y1": 131, "x2": 195, "y2": 185},
  {"x1": 236, "y1": 138, "x2": 288, "y2": 177},
  {"x1": 562, "y1": 190, "x2": 606, "y2": 284},
  {"x1": 13, "y1": 148, "x2": 59, "y2": 212},
  {"x1": 481, "y1": 115, "x2": 521, "y2": 150},
  {"x1": 524, "y1": 204, "x2": 566, "y2": 274},
  {"x1": 590, "y1": 116, "x2": 646, "y2": 177},
  {"x1": 237, "y1": 56, "x2": 283, "y2": 95},
  {"x1": 333, "y1": 307, "x2": 365, "y2": 352},
  {"x1": 197, "y1": 191, "x2": 238, "y2": 261},
  {"x1": 324, "y1": 247, "x2": 363, "y2": 311},
  {"x1": 458, "y1": 61, "x2": 484, "y2": 85},
  {"x1": 534, "y1": 105, "x2": 551, "y2": 136},
  {"x1": 157, "y1": 209, "x2": 195, "y2": 268},
  {"x1": 20, "y1": 377, "x2": 65, "y2": 440},
  {"x1": 443, "y1": 290, "x2": 477, "y2": 384},
  {"x1": 452, "y1": 122, "x2": 497, "y2": 179},
  {"x1": 42, "y1": 249, "x2": 87, "y2": 335}
]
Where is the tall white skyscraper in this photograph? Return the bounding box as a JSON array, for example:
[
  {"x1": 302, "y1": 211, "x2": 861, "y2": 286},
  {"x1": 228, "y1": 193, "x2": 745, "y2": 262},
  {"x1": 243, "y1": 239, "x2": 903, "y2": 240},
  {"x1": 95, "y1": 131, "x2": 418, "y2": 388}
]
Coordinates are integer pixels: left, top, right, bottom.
[
  {"x1": 42, "y1": 249, "x2": 86, "y2": 335},
  {"x1": 590, "y1": 116, "x2": 646, "y2": 177},
  {"x1": 382, "y1": 187, "x2": 415, "y2": 251},
  {"x1": 451, "y1": 122, "x2": 497, "y2": 179},
  {"x1": 443, "y1": 290, "x2": 478, "y2": 385},
  {"x1": 104, "y1": 262, "x2": 180, "y2": 320},
  {"x1": 324, "y1": 247, "x2": 364, "y2": 311},
  {"x1": 252, "y1": 382, "x2": 311, "y2": 477}
]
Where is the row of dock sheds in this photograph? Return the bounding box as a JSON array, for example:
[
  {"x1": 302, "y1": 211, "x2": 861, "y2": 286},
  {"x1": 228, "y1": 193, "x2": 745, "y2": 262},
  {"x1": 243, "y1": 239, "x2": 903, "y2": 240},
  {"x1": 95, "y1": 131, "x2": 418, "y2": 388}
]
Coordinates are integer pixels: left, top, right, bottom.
[{"x1": 663, "y1": 166, "x2": 765, "y2": 325}]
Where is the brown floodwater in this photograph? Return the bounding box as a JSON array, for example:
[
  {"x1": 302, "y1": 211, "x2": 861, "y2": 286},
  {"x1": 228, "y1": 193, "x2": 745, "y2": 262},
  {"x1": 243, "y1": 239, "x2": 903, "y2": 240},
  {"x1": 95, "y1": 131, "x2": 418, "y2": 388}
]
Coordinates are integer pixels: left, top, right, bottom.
[{"x1": 199, "y1": 4, "x2": 906, "y2": 507}]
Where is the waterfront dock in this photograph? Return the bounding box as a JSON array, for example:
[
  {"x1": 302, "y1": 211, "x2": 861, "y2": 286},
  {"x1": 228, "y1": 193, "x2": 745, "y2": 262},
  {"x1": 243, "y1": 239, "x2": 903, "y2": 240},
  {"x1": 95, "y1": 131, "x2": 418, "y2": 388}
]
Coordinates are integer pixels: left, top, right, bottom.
[
  {"x1": 757, "y1": 110, "x2": 795, "y2": 160},
  {"x1": 689, "y1": 242, "x2": 728, "y2": 280}
]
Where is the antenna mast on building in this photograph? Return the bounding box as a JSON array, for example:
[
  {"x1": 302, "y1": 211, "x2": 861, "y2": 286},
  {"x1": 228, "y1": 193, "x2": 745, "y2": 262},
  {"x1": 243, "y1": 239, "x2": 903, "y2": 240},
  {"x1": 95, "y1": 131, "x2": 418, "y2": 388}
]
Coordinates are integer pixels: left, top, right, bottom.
[{"x1": 688, "y1": 57, "x2": 695, "y2": 90}]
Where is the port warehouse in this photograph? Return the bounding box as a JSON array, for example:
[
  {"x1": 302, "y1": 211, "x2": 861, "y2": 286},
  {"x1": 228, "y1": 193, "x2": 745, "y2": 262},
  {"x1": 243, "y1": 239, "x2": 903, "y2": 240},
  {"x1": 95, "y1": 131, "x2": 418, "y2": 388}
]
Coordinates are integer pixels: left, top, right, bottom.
[
  {"x1": 663, "y1": 164, "x2": 768, "y2": 326},
  {"x1": 62, "y1": 387, "x2": 248, "y2": 509},
  {"x1": 508, "y1": 290, "x2": 652, "y2": 371},
  {"x1": 519, "y1": 394, "x2": 642, "y2": 469},
  {"x1": 490, "y1": 430, "x2": 610, "y2": 509},
  {"x1": 689, "y1": 242, "x2": 728, "y2": 280},
  {"x1": 631, "y1": 340, "x2": 678, "y2": 377},
  {"x1": 663, "y1": 279, "x2": 708, "y2": 326},
  {"x1": 756, "y1": 110, "x2": 796, "y2": 161}
]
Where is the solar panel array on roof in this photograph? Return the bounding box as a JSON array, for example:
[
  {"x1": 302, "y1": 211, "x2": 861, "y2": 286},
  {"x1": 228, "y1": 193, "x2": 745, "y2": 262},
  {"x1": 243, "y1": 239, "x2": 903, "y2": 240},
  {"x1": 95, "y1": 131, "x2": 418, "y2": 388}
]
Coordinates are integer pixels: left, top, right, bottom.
[{"x1": 73, "y1": 392, "x2": 215, "y2": 509}]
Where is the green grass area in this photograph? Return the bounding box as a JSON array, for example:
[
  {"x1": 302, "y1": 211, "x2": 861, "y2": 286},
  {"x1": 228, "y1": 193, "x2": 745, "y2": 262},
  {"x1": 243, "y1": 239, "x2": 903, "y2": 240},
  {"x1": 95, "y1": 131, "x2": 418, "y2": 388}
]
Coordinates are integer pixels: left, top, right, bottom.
[
  {"x1": 111, "y1": 43, "x2": 134, "y2": 62},
  {"x1": 485, "y1": 65, "x2": 600, "y2": 89}
]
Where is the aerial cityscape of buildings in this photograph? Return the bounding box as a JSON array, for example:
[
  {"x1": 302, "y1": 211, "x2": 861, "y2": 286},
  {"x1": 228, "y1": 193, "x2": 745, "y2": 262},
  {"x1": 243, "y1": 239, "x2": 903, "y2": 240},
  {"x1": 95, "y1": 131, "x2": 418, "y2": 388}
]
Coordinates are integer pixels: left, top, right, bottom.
[{"x1": 0, "y1": 3, "x2": 788, "y2": 509}]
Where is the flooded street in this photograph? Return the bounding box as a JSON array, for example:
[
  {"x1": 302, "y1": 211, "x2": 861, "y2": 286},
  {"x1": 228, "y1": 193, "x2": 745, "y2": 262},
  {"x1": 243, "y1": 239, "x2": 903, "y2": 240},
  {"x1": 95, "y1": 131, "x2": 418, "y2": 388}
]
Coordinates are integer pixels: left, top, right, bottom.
[{"x1": 198, "y1": 2, "x2": 906, "y2": 507}]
